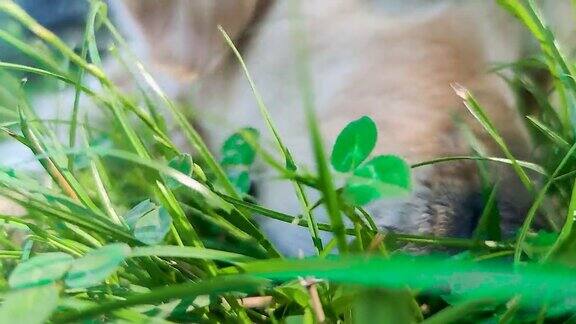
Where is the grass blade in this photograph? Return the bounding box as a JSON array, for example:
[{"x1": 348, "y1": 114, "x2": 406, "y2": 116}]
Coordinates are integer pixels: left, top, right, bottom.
[
  {"x1": 131, "y1": 245, "x2": 254, "y2": 265},
  {"x1": 526, "y1": 116, "x2": 570, "y2": 148},
  {"x1": 453, "y1": 84, "x2": 534, "y2": 190},
  {"x1": 287, "y1": 0, "x2": 347, "y2": 252},
  {"x1": 54, "y1": 276, "x2": 269, "y2": 323},
  {"x1": 514, "y1": 142, "x2": 576, "y2": 263}
]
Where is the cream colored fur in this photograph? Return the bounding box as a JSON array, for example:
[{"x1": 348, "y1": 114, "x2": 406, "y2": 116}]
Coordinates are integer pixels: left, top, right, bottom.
[{"x1": 19, "y1": 0, "x2": 572, "y2": 254}]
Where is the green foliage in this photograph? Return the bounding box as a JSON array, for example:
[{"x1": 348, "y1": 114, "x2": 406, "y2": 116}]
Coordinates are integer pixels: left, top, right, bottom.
[
  {"x1": 0, "y1": 284, "x2": 59, "y2": 324},
  {"x1": 226, "y1": 169, "x2": 251, "y2": 194},
  {"x1": 344, "y1": 155, "x2": 411, "y2": 206},
  {"x1": 133, "y1": 206, "x2": 172, "y2": 245},
  {"x1": 131, "y1": 245, "x2": 254, "y2": 264},
  {"x1": 331, "y1": 116, "x2": 377, "y2": 172},
  {"x1": 8, "y1": 252, "x2": 74, "y2": 289},
  {"x1": 221, "y1": 128, "x2": 259, "y2": 166},
  {"x1": 220, "y1": 127, "x2": 259, "y2": 194},
  {"x1": 330, "y1": 116, "x2": 411, "y2": 206},
  {"x1": 124, "y1": 199, "x2": 173, "y2": 245},
  {"x1": 124, "y1": 199, "x2": 156, "y2": 229},
  {"x1": 64, "y1": 243, "x2": 130, "y2": 288},
  {"x1": 0, "y1": 0, "x2": 574, "y2": 322},
  {"x1": 164, "y1": 153, "x2": 193, "y2": 189}
]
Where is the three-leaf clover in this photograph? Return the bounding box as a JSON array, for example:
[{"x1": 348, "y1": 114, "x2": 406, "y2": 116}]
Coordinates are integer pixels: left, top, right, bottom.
[{"x1": 330, "y1": 116, "x2": 411, "y2": 206}]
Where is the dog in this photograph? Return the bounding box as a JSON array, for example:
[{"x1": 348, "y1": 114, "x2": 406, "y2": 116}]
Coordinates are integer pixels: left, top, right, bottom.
[{"x1": 6, "y1": 1, "x2": 576, "y2": 255}]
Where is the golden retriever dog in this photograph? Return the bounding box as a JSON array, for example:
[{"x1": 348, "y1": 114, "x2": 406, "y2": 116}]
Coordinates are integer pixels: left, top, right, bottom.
[{"x1": 11, "y1": 0, "x2": 574, "y2": 255}]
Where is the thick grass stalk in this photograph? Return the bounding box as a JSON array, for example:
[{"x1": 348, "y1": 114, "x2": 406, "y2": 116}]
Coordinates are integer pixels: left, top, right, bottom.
[
  {"x1": 154, "y1": 181, "x2": 194, "y2": 248},
  {"x1": 68, "y1": 1, "x2": 106, "y2": 171},
  {"x1": 19, "y1": 110, "x2": 78, "y2": 200},
  {"x1": 68, "y1": 38, "x2": 87, "y2": 172},
  {"x1": 288, "y1": 0, "x2": 347, "y2": 252}
]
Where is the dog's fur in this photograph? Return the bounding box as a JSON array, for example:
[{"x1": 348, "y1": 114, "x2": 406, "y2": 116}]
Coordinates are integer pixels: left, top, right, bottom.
[{"x1": 19, "y1": 0, "x2": 571, "y2": 254}]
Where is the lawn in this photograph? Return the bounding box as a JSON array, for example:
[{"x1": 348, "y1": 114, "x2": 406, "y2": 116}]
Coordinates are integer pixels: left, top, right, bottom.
[{"x1": 0, "y1": 0, "x2": 574, "y2": 323}]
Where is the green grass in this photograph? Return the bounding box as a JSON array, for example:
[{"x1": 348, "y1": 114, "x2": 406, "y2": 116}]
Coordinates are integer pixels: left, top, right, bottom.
[{"x1": 0, "y1": 0, "x2": 575, "y2": 322}]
